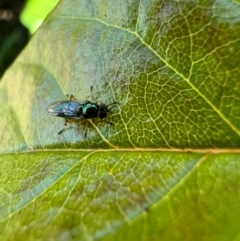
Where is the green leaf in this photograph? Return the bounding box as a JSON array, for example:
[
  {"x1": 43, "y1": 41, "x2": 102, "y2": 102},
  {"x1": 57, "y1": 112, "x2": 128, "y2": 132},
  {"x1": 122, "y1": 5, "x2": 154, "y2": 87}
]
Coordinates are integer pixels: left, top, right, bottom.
[
  {"x1": 21, "y1": 0, "x2": 59, "y2": 34},
  {"x1": 0, "y1": 0, "x2": 240, "y2": 240}
]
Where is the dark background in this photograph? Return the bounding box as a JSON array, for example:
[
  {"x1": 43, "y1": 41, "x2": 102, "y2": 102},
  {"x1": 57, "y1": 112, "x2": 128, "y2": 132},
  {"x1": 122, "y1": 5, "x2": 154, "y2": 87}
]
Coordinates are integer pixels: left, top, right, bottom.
[{"x1": 0, "y1": 0, "x2": 29, "y2": 78}]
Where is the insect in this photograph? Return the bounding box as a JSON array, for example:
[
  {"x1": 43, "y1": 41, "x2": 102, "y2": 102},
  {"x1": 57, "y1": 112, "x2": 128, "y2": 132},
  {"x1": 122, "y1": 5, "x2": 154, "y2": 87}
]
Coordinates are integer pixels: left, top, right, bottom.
[{"x1": 47, "y1": 90, "x2": 118, "y2": 136}]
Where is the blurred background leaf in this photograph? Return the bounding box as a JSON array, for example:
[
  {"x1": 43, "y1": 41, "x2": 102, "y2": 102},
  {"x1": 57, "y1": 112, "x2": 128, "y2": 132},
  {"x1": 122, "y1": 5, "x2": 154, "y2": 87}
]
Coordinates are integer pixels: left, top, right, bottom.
[
  {"x1": 0, "y1": 0, "x2": 58, "y2": 78},
  {"x1": 21, "y1": 0, "x2": 59, "y2": 34}
]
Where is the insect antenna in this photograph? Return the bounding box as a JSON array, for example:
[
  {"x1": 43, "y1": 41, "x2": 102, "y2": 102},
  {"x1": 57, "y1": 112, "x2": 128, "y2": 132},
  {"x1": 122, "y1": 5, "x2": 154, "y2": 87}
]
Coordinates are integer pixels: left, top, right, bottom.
[{"x1": 107, "y1": 102, "x2": 118, "y2": 111}]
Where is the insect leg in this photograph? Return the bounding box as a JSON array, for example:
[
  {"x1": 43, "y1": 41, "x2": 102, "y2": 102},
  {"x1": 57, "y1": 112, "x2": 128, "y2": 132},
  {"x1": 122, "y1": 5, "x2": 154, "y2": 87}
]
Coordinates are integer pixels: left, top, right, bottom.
[
  {"x1": 84, "y1": 126, "x2": 88, "y2": 138},
  {"x1": 102, "y1": 119, "x2": 113, "y2": 125},
  {"x1": 86, "y1": 85, "x2": 93, "y2": 101},
  {"x1": 90, "y1": 85, "x2": 93, "y2": 96},
  {"x1": 66, "y1": 94, "x2": 76, "y2": 100},
  {"x1": 68, "y1": 95, "x2": 76, "y2": 100},
  {"x1": 58, "y1": 120, "x2": 70, "y2": 134},
  {"x1": 79, "y1": 122, "x2": 88, "y2": 138}
]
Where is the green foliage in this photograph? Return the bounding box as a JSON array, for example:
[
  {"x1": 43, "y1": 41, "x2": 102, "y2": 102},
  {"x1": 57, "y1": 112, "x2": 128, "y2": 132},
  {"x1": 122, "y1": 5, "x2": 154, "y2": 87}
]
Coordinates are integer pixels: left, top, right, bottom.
[
  {"x1": 0, "y1": 0, "x2": 240, "y2": 240},
  {"x1": 21, "y1": 0, "x2": 59, "y2": 33}
]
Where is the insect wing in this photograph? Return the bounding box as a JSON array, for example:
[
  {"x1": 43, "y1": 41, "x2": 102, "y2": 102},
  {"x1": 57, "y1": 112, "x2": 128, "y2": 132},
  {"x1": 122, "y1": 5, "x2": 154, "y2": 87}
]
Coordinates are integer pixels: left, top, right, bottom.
[{"x1": 48, "y1": 101, "x2": 83, "y2": 118}]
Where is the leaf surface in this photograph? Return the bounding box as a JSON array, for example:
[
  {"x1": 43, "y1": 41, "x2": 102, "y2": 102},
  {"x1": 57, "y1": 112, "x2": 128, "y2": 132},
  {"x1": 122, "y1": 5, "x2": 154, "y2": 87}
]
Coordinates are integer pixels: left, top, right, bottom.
[{"x1": 0, "y1": 0, "x2": 240, "y2": 240}]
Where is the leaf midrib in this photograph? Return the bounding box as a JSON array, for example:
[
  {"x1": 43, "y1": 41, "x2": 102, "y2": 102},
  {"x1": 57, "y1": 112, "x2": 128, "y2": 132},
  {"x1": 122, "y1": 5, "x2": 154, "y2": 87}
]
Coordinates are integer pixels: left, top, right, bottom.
[{"x1": 2, "y1": 148, "x2": 240, "y2": 155}]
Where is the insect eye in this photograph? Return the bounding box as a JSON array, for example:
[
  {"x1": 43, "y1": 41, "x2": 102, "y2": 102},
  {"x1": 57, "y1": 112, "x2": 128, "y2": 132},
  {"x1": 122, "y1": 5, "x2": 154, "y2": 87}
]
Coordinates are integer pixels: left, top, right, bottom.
[{"x1": 98, "y1": 110, "x2": 107, "y2": 119}]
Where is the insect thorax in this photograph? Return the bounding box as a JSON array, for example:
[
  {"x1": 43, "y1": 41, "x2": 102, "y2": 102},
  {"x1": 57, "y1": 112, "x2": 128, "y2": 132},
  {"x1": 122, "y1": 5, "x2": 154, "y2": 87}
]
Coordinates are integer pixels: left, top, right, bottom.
[{"x1": 82, "y1": 102, "x2": 98, "y2": 118}]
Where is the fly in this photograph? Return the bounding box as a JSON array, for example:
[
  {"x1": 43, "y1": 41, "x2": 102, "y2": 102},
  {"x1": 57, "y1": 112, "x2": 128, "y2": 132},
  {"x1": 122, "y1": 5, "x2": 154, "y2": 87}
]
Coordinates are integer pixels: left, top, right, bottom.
[{"x1": 47, "y1": 88, "x2": 117, "y2": 136}]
